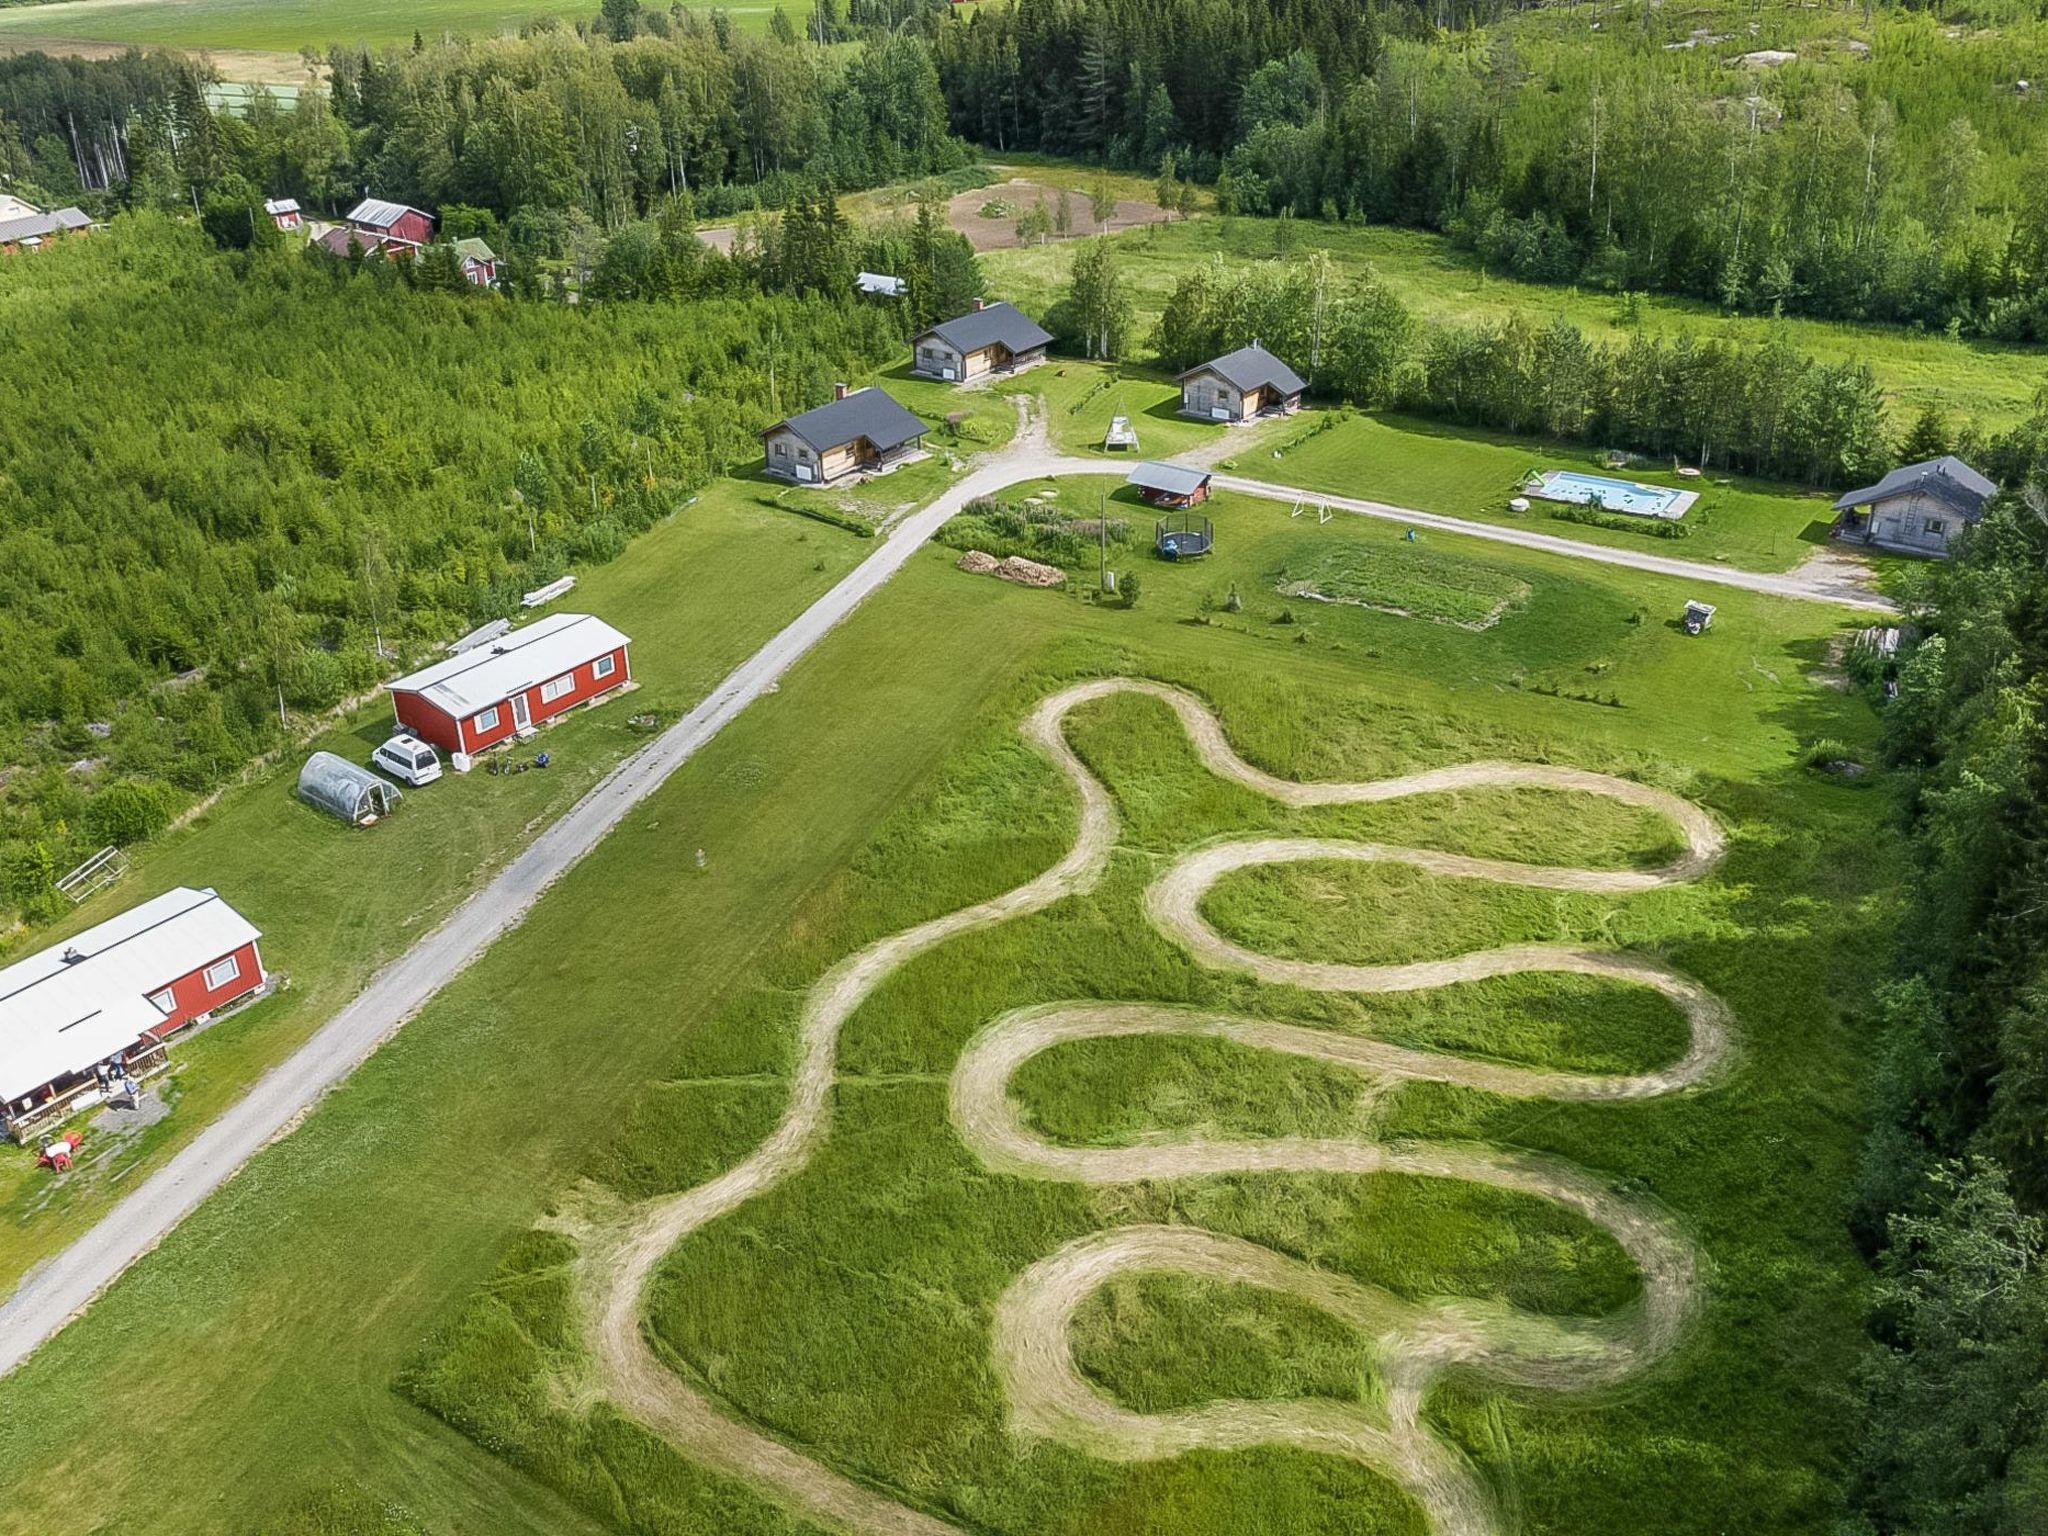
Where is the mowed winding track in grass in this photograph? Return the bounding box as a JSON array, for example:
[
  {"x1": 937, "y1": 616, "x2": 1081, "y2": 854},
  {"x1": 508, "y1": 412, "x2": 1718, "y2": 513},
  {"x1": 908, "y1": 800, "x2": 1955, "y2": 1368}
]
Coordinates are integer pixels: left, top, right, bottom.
[{"x1": 587, "y1": 677, "x2": 1732, "y2": 1536}]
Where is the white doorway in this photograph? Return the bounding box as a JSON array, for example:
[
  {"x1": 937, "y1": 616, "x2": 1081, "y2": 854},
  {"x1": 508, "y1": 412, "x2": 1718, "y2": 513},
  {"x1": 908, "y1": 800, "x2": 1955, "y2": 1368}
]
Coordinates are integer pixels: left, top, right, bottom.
[{"x1": 510, "y1": 694, "x2": 531, "y2": 731}]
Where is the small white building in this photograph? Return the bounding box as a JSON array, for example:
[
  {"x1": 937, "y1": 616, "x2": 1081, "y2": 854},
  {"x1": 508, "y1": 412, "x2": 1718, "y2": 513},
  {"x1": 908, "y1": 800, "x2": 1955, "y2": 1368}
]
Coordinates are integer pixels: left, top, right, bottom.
[
  {"x1": 855, "y1": 270, "x2": 906, "y2": 298},
  {"x1": 1833, "y1": 456, "x2": 1995, "y2": 558}
]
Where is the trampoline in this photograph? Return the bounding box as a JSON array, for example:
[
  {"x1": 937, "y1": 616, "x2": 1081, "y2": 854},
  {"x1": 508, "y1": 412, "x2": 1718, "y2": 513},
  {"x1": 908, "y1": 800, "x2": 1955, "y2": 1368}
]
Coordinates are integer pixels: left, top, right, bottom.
[{"x1": 1155, "y1": 514, "x2": 1213, "y2": 560}]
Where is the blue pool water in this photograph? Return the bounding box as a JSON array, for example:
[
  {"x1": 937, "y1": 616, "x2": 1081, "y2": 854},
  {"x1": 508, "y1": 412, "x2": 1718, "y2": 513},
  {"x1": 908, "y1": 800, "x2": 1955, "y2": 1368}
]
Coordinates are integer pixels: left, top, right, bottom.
[{"x1": 1536, "y1": 471, "x2": 1690, "y2": 519}]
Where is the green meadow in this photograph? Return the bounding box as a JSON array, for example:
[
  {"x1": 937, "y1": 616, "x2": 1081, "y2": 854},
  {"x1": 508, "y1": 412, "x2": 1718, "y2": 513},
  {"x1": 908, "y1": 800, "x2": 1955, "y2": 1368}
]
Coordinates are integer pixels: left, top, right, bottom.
[
  {"x1": 0, "y1": 443, "x2": 1898, "y2": 1536},
  {"x1": 982, "y1": 215, "x2": 2048, "y2": 431}
]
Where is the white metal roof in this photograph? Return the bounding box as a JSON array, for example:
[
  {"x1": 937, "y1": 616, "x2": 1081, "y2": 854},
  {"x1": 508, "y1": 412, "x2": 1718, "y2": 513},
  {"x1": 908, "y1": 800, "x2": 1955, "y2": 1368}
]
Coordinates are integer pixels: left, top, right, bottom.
[
  {"x1": 264, "y1": 198, "x2": 301, "y2": 215},
  {"x1": 0, "y1": 888, "x2": 261, "y2": 1103},
  {"x1": 386, "y1": 612, "x2": 630, "y2": 718}
]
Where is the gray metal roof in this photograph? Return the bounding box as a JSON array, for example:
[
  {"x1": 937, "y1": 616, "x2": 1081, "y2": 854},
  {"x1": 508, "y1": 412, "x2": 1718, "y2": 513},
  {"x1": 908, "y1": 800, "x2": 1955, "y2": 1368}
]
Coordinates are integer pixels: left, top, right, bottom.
[
  {"x1": 916, "y1": 301, "x2": 1053, "y2": 357},
  {"x1": 766, "y1": 387, "x2": 927, "y2": 455},
  {"x1": 263, "y1": 198, "x2": 300, "y2": 215},
  {"x1": 855, "y1": 270, "x2": 905, "y2": 296},
  {"x1": 0, "y1": 207, "x2": 89, "y2": 243},
  {"x1": 1126, "y1": 460, "x2": 1212, "y2": 497},
  {"x1": 1178, "y1": 341, "x2": 1306, "y2": 397},
  {"x1": 1834, "y1": 455, "x2": 1996, "y2": 519},
  {"x1": 346, "y1": 198, "x2": 431, "y2": 233}
]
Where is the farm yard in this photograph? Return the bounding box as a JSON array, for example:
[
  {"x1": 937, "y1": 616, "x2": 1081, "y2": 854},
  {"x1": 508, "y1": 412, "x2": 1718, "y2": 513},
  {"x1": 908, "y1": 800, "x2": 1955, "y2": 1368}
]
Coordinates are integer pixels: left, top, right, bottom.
[
  {"x1": 0, "y1": 448, "x2": 1898, "y2": 1536},
  {"x1": 0, "y1": 475, "x2": 868, "y2": 1297}
]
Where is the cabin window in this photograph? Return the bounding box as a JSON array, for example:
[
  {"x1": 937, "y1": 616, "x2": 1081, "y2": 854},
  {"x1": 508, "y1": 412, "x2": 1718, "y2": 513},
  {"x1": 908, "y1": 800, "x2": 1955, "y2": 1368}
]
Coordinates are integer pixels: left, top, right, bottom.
[
  {"x1": 540, "y1": 674, "x2": 576, "y2": 703},
  {"x1": 1924, "y1": 518, "x2": 1948, "y2": 535},
  {"x1": 593, "y1": 654, "x2": 617, "y2": 679},
  {"x1": 473, "y1": 706, "x2": 500, "y2": 732},
  {"x1": 149, "y1": 988, "x2": 176, "y2": 1016},
  {"x1": 203, "y1": 955, "x2": 241, "y2": 990},
  {"x1": 772, "y1": 439, "x2": 789, "y2": 458}
]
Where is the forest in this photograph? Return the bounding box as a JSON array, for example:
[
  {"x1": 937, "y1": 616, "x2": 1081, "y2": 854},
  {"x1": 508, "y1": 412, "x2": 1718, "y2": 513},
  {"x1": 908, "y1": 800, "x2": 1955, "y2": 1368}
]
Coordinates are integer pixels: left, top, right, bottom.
[
  {"x1": 0, "y1": 217, "x2": 916, "y2": 923},
  {"x1": 935, "y1": 1, "x2": 2048, "y2": 335},
  {"x1": 1834, "y1": 480, "x2": 2048, "y2": 1534},
  {"x1": 7, "y1": 0, "x2": 2048, "y2": 337}
]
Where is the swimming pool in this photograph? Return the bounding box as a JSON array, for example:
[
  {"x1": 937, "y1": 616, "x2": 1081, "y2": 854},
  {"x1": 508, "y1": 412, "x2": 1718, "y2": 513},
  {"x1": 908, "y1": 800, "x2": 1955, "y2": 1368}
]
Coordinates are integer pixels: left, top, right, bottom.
[{"x1": 1532, "y1": 471, "x2": 1698, "y2": 520}]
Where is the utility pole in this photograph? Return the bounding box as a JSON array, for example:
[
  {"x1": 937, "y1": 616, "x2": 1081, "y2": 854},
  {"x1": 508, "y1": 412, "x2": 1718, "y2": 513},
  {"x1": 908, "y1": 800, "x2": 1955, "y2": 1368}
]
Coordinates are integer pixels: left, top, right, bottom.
[{"x1": 1099, "y1": 493, "x2": 1109, "y2": 592}]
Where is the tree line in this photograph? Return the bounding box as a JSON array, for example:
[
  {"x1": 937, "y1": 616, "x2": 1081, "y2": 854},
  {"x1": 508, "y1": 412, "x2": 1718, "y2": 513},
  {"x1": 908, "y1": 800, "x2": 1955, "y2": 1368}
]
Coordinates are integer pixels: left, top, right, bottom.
[
  {"x1": 1079, "y1": 246, "x2": 1936, "y2": 486},
  {"x1": 0, "y1": 20, "x2": 969, "y2": 229},
  {"x1": 1830, "y1": 484, "x2": 2048, "y2": 1534}
]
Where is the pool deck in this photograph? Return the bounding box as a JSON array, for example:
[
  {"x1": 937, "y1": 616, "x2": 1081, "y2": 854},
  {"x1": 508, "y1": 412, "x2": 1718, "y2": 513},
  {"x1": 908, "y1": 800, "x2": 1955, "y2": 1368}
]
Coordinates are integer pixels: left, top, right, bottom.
[{"x1": 1530, "y1": 471, "x2": 1699, "y2": 521}]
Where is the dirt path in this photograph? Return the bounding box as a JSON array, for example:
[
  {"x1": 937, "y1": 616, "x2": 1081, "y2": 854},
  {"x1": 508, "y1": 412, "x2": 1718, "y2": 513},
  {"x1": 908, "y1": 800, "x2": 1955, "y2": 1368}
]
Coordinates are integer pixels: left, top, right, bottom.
[{"x1": 583, "y1": 678, "x2": 1729, "y2": 1536}]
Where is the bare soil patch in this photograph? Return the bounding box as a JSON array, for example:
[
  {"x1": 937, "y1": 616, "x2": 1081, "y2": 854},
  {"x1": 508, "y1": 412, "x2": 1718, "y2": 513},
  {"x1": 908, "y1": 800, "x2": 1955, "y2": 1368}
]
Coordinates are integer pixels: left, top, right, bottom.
[{"x1": 947, "y1": 178, "x2": 1171, "y2": 252}]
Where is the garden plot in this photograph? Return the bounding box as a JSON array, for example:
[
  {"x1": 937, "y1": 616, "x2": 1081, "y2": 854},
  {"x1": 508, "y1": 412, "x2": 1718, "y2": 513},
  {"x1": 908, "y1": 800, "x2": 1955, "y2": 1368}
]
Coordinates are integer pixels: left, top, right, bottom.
[{"x1": 1275, "y1": 544, "x2": 1532, "y2": 630}]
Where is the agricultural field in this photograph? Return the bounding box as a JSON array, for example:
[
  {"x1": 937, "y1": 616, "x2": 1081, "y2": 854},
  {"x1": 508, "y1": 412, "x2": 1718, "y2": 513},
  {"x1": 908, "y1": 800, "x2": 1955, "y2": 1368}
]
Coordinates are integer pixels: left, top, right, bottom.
[
  {"x1": 0, "y1": 476, "x2": 870, "y2": 1297},
  {"x1": 0, "y1": 461, "x2": 1897, "y2": 1536},
  {"x1": 0, "y1": 0, "x2": 772, "y2": 60},
  {"x1": 982, "y1": 216, "x2": 2048, "y2": 430}
]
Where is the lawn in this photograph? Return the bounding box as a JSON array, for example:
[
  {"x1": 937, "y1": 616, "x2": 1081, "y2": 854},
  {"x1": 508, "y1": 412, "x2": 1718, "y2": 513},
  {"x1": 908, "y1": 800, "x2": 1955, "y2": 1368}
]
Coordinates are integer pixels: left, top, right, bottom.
[
  {"x1": 997, "y1": 360, "x2": 1834, "y2": 575},
  {"x1": 0, "y1": 466, "x2": 1898, "y2": 1536},
  {"x1": 0, "y1": 473, "x2": 867, "y2": 1299},
  {"x1": 982, "y1": 215, "x2": 2048, "y2": 431},
  {"x1": 0, "y1": 0, "x2": 772, "y2": 57},
  {"x1": 1245, "y1": 410, "x2": 1842, "y2": 574}
]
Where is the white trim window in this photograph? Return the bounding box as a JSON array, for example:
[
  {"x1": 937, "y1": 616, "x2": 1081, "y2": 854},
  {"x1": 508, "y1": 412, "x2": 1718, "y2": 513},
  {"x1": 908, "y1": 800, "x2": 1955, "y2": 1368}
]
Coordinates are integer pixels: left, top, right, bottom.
[
  {"x1": 203, "y1": 955, "x2": 241, "y2": 991},
  {"x1": 472, "y1": 706, "x2": 500, "y2": 733},
  {"x1": 593, "y1": 654, "x2": 617, "y2": 680},
  {"x1": 149, "y1": 987, "x2": 176, "y2": 1016},
  {"x1": 539, "y1": 674, "x2": 576, "y2": 704},
  {"x1": 1924, "y1": 517, "x2": 1948, "y2": 536}
]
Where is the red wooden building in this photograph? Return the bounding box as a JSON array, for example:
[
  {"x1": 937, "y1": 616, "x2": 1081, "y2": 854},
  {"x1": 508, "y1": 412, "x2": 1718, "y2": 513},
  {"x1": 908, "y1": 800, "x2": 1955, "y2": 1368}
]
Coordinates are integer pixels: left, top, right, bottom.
[
  {"x1": 344, "y1": 197, "x2": 437, "y2": 250},
  {"x1": 386, "y1": 612, "x2": 633, "y2": 758},
  {"x1": 0, "y1": 887, "x2": 266, "y2": 1139}
]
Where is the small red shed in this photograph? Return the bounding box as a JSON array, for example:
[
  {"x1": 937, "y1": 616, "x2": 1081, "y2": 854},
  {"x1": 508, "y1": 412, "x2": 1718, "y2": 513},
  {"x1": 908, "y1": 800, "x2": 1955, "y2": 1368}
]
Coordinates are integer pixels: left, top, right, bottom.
[
  {"x1": 345, "y1": 197, "x2": 437, "y2": 250},
  {"x1": 386, "y1": 612, "x2": 633, "y2": 757}
]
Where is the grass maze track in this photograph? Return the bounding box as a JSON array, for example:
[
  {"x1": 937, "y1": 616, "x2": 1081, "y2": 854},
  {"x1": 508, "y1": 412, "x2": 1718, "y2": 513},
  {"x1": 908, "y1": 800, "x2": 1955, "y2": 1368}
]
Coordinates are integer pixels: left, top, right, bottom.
[{"x1": 585, "y1": 678, "x2": 1733, "y2": 1536}]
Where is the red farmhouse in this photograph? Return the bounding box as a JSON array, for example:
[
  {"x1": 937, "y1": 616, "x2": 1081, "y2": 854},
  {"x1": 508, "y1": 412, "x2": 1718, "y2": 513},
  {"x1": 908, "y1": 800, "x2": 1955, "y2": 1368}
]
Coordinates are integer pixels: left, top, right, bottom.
[
  {"x1": 345, "y1": 197, "x2": 437, "y2": 250},
  {"x1": 0, "y1": 887, "x2": 266, "y2": 1139},
  {"x1": 386, "y1": 612, "x2": 633, "y2": 758}
]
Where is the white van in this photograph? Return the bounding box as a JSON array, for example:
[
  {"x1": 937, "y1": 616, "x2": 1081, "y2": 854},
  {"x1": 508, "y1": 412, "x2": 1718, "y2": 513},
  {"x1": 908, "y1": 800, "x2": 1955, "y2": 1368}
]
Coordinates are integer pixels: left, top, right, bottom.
[{"x1": 372, "y1": 733, "x2": 443, "y2": 787}]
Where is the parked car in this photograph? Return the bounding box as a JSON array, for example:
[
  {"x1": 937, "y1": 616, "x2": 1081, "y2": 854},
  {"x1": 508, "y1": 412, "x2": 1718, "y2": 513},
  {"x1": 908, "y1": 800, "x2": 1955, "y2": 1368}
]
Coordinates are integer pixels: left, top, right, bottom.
[{"x1": 372, "y1": 733, "x2": 443, "y2": 786}]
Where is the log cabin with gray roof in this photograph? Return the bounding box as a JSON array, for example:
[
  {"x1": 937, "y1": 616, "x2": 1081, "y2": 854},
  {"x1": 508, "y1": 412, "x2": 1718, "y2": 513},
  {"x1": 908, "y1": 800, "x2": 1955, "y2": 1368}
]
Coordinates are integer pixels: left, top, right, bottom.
[
  {"x1": 1177, "y1": 340, "x2": 1306, "y2": 423},
  {"x1": 909, "y1": 299, "x2": 1053, "y2": 383},
  {"x1": 1832, "y1": 455, "x2": 1996, "y2": 558},
  {"x1": 760, "y1": 385, "x2": 928, "y2": 485}
]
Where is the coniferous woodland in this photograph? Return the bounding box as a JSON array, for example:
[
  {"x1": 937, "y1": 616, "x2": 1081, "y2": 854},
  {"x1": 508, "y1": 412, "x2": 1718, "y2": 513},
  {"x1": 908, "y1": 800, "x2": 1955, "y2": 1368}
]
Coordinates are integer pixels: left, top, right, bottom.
[{"x1": 1834, "y1": 489, "x2": 2048, "y2": 1536}]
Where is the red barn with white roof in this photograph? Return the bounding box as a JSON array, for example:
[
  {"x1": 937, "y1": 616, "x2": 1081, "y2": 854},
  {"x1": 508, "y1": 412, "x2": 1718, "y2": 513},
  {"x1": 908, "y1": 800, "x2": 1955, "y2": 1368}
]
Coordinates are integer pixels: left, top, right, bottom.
[
  {"x1": 0, "y1": 887, "x2": 266, "y2": 1138},
  {"x1": 386, "y1": 612, "x2": 632, "y2": 757},
  {"x1": 344, "y1": 197, "x2": 436, "y2": 249}
]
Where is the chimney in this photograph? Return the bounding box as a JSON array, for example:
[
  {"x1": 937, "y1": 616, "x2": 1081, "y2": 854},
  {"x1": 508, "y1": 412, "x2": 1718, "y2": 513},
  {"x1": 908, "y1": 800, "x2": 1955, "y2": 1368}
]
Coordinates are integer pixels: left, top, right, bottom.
[
  {"x1": 1250, "y1": 336, "x2": 1261, "y2": 349},
  {"x1": 971, "y1": 297, "x2": 986, "y2": 311},
  {"x1": 833, "y1": 382, "x2": 848, "y2": 401}
]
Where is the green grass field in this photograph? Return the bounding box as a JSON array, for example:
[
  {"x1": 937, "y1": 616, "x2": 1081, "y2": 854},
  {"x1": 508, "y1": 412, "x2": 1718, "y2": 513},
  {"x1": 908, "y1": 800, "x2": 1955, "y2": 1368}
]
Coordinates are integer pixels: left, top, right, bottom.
[
  {"x1": 1001, "y1": 360, "x2": 1838, "y2": 574},
  {"x1": 0, "y1": 0, "x2": 772, "y2": 58},
  {"x1": 983, "y1": 216, "x2": 2048, "y2": 431},
  {"x1": 0, "y1": 443, "x2": 1898, "y2": 1536}
]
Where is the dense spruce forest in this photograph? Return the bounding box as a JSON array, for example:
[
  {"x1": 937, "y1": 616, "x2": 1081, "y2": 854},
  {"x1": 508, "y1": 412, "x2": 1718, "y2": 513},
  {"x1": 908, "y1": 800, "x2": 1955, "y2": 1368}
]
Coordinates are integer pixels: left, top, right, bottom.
[
  {"x1": 1836, "y1": 486, "x2": 2048, "y2": 1535},
  {"x1": 0, "y1": 218, "x2": 922, "y2": 921}
]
